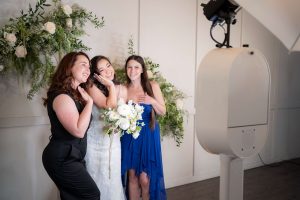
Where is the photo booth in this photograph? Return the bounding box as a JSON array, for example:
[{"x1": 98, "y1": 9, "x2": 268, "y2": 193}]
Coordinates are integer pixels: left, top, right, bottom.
[
  {"x1": 195, "y1": 1, "x2": 275, "y2": 199},
  {"x1": 196, "y1": 47, "x2": 270, "y2": 200}
]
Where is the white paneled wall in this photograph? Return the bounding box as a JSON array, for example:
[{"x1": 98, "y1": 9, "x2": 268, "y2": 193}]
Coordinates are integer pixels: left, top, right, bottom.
[
  {"x1": 241, "y1": 10, "x2": 300, "y2": 164},
  {"x1": 0, "y1": 125, "x2": 56, "y2": 200},
  {"x1": 70, "y1": 0, "x2": 140, "y2": 63},
  {"x1": 1, "y1": 0, "x2": 300, "y2": 199},
  {"x1": 139, "y1": 0, "x2": 197, "y2": 187}
]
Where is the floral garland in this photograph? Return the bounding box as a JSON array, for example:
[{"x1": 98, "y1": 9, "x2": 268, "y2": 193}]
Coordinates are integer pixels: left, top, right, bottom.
[
  {"x1": 0, "y1": 0, "x2": 104, "y2": 99},
  {"x1": 115, "y1": 38, "x2": 187, "y2": 146},
  {"x1": 0, "y1": 0, "x2": 186, "y2": 146}
]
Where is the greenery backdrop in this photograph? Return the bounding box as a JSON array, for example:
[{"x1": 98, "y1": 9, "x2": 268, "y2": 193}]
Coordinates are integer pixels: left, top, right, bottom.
[
  {"x1": 0, "y1": 0, "x2": 186, "y2": 146},
  {"x1": 0, "y1": 0, "x2": 104, "y2": 98}
]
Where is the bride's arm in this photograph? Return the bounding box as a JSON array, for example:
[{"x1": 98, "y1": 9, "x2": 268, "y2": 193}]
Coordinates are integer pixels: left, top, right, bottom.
[{"x1": 87, "y1": 82, "x2": 117, "y2": 109}]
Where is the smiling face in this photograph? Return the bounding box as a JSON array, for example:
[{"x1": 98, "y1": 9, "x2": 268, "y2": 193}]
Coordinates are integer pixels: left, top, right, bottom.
[
  {"x1": 97, "y1": 58, "x2": 115, "y2": 81},
  {"x1": 126, "y1": 59, "x2": 143, "y2": 82},
  {"x1": 71, "y1": 55, "x2": 90, "y2": 87}
]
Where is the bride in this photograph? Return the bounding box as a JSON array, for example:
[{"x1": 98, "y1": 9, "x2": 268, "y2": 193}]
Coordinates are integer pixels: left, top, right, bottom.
[{"x1": 85, "y1": 55, "x2": 127, "y2": 200}]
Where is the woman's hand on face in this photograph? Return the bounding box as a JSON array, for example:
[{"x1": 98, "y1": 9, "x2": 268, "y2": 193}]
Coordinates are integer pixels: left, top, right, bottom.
[
  {"x1": 94, "y1": 73, "x2": 114, "y2": 87},
  {"x1": 78, "y1": 86, "x2": 93, "y2": 104}
]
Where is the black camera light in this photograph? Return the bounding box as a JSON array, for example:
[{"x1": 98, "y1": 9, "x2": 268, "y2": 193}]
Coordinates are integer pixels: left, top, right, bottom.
[
  {"x1": 202, "y1": 0, "x2": 239, "y2": 23},
  {"x1": 201, "y1": 0, "x2": 240, "y2": 48}
]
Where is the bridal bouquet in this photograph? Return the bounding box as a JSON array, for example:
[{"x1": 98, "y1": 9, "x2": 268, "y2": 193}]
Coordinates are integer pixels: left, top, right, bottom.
[{"x1": 102, "y1": 99, "x2": 145, "y2": 139}]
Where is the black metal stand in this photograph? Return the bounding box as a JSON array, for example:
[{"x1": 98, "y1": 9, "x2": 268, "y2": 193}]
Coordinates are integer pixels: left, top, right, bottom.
[
  {"x1": 224, "y1": 18, "x2": 231, "y2": 48},
  {"x1": 214, "y1": 18, "x2": 232, "y2": 49}
]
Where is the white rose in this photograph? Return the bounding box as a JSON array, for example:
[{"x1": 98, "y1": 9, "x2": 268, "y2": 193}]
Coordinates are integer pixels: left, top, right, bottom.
[
  {"x1": 132, "y1": 131, "x2": 140, "y2": 139},
  {"x1": 147, "y1": 70, "x2": 153, "y2": 78},
  {"x1": 44, "y1": 22, "x2": 56, "y2": 34},
  {"x1": 66, "y1": 18, "x2": 72, "y2": 28},
  {"x1": 176, "y1": 99, "x2": 184, "y2": 110},
  {"x1": 135, "y1": 105, "x2": 144, "y2": 119},
  {"x1": 71, "y1": 3, "x2": 80, "y2": 11},
  {"x1": 4, "y1": 33, "x2": 17, "y2": 45},
  {"x1": 0, "y1": 65, "x2": 4, "y2": 72},
  {"x1": 62, "y1": 4, "x2": 72, "y2": 16},
  {"x1": 135, "y1": 104, "x2": 144, "y2": 113},
  {"x1": 118, "y1": 118, "x2": 130, "y2": 130},
  {"x1": 128, "y1": 106, "x2": 136, "y2": 117},
  {"x1": 109, "y1": 111, "x2": 119, "y2": 121},
  {"x1": 15, "y1": 45, "x2": 27, "y2": 58},
  {"x1": 117, "y1": 104, "x2": 131, "y2": 117}
]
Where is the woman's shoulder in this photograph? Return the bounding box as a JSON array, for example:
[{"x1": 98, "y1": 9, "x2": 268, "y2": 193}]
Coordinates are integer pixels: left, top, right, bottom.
[
  {"x1": 48, "y1": 90, "x2": 71, "y2": 102},
  {"x1": 49, "y1": 91, "x2": 76, "y2": 111},
  {"x1": 53, "y1": 93, "x2": 75, "y2": 105},
  {"x1": 150, "y1": 80, "x2": 160, "y2": 89}
]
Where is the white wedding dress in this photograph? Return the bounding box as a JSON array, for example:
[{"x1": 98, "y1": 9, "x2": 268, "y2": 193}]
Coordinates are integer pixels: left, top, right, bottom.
[{"x1": 85, "y1": 104, "x2": 126, "y2": 200}]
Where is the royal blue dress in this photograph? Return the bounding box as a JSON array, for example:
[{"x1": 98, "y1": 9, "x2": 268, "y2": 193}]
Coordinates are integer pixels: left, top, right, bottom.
[{"x1": 121, "y1": 103, "x2": 167, "y2": 200}]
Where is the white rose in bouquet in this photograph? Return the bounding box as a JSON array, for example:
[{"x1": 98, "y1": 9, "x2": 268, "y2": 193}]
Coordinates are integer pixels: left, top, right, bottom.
[
  {"x1": 129, "y1": 106, "x2": 137, "y2": 118},
  {"x1": 0, "y1": 65, "x2": 4, "y2": 72},
  {"x1": 4, "y1": 33, "x2": 17, "y2": 46},
  {"x1": 135, "y1": 104, "x2": 144, "y2": 120},
  {"x1": 15, "y1": 45, "x2": 27, "y2": 58},
  {"x1": 44, "y1": 22, "x2": 56, "y2": 34},
  {"x1": 108, "y1": 110, "x2": 119, "y2": 121},
  {"x1": 135, "y1": 104, "x2": 143, "y2": 111},
  {"x1": 118, "y1": 118, "x2": 130, "y2": 130},
  {"x1": 102, "y1": 99, "x2": 144, "y2": 139},
  {"x1": 62, "y1": 4, "x2": 72, "y2": 16},
  {"x1": 117, "y1": 103, "x2": 131, "y2": 117}
]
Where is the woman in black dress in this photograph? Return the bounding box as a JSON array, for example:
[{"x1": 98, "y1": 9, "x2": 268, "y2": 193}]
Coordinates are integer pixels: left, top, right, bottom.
[{"x1": 42, "y1": 52, "x2": 100, "y2": 200}]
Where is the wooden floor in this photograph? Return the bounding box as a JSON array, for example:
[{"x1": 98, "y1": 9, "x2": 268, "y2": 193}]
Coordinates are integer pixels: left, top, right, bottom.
[{"x1": 166, "y1": 158, "x2": 300, "y2": 200}]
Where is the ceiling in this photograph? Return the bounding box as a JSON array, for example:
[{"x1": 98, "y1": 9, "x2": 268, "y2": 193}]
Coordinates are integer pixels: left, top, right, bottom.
[{"x1": 234, "y1": 0, "x2": 300, "y2": 51}]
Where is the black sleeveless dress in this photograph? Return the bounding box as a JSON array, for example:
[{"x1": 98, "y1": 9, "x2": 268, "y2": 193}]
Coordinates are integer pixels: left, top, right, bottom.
[{"x1": 42, "y1": 91, "x2": 100, "y2": 200}]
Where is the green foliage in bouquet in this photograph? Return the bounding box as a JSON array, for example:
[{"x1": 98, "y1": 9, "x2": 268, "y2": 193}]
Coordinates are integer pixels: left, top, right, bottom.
[
  {"x1": 0, "y1": 0, "x2": 104, "y2": 99},
  {"x1": 115, "y1": 38, "x2": 187, "y2": 146}
]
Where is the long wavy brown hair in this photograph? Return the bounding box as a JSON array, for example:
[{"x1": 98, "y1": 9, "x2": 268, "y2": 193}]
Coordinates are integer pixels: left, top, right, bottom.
[
  {"x1": 125, "y1": 55, "x2": 156, "y2": 129},
  {"x1": 43, "y1": 51, "x2": 90, "y2": 106}
]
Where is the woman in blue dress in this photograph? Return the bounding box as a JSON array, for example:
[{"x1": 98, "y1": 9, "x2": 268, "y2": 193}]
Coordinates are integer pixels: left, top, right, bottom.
[{"x1": 121, "y1": 55, "x2": 167, "y2": 200}]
